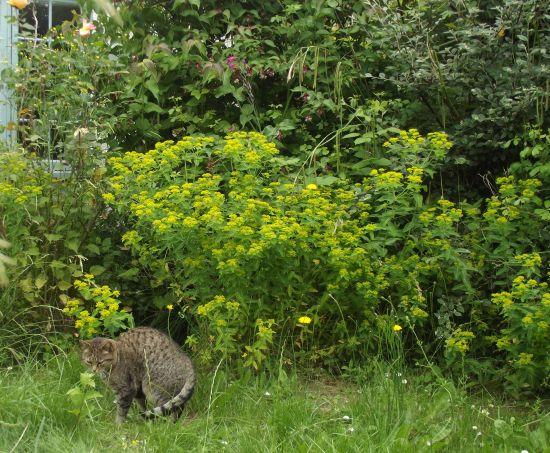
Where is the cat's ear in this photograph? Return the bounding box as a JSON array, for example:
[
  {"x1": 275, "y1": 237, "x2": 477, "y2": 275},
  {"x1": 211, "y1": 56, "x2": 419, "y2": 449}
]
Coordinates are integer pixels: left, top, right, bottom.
[
  {"x1": 101, "y1": 339, "x2": 116, "y2": 354},
  {"x1": 79, "y1": 339, "x2": 91, "y2": 351}
]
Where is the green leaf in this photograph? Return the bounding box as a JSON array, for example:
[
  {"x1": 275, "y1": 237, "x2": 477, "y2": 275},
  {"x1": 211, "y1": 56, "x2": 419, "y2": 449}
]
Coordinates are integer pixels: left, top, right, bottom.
[
  {"x1": 144, "y1": 79, "x2": 160, "y2": 101},
  {"x1": 143, "y1": 102, "x2": 164, "y2": 114},
  {"x1": 57, "y1": 280, "x2": 72, "y2": 291},
  {"x1": 35, "y1": 274, "x2": 48, "y2": 289},
  {"x1": 426, "y1": 423, "x2": 452, "y2": 445},
  {"x1": 84, "y1": 391, "x2": 103, "y2": 400},
  {"x1": 90, "y1": 265, "x2": 106, "y2": 276},
  {"x1": 80, "y1": 372, "x2": 96, "y2": 388},
  {"x1": 494, "y1": 419, "x2": 513, "y2": 439},
  {"x1": 86, "y1": 244, "x2": 101, "y2": 255},
  {"x1": 45, "y1": 234, "x2": 63, "y2": 242},
  {"x1": 315, "y1": 175, "x2": 340, "y2": 186},
  {"x1": 118, "y1": 267, "x2": 140, "y2": 279},
  {"x1": 65, "y1": 239, "x2": 80, "y2": 253}
]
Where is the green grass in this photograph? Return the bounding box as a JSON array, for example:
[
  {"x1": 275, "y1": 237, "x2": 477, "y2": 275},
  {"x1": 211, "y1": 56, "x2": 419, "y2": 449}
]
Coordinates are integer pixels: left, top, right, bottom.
[{"x1": 0, "y1": 354, "x2": 548, "y2": 452}]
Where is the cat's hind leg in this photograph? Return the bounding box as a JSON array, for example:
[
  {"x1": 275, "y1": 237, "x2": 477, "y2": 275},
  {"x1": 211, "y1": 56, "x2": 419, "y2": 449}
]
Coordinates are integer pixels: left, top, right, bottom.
[{"x1": 135, "y1": 387, "x2": 147, "y2": 416}]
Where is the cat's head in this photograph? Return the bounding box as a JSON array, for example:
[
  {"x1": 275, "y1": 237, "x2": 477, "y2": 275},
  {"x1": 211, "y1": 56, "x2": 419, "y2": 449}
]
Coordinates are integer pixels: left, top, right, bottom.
[{"x1": 80, "y1": 337, "x2": 118, "y2": 375}]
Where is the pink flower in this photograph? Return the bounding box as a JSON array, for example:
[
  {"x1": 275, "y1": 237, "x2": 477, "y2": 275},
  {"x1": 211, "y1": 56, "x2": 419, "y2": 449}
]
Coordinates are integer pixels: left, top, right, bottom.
[
  {"x1": 226, "y1": 55, "x2": 237, "y2": 70},
  {"x1": 79, "y1": 19, "x2": 96, "y2": 37},
  {"x1": 304, "y1": 114, "x2": 312, "y2": 122}
]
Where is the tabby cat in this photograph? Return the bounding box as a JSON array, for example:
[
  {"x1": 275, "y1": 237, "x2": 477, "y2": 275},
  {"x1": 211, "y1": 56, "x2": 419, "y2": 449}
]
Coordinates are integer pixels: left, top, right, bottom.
[{"x1": 80, "y1": 326, "x2": 196, "y2": 423}]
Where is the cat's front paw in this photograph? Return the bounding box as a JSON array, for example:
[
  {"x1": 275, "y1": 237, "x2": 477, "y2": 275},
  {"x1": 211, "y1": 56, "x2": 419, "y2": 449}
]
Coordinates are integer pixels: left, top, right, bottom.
[{"x1": 115, "y1": 415, "x2": 126, "y2": 425}]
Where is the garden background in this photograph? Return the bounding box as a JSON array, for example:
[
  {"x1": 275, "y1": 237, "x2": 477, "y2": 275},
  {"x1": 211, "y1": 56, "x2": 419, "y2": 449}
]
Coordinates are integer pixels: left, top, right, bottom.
[{"x1": 0, "y1": 0, "x2": 549, "y2": 451}]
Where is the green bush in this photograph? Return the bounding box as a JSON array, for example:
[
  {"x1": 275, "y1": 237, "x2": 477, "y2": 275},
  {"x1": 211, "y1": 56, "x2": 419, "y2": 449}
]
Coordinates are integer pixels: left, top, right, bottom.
[
  {"x1": 0, "y1": 145, "x2": 129, "y2": 330},
  {"x1": 6, "y1": 0, "x2": 548, "y2": 188},
  {"x1": 102, "y1": 131, "x2": 547, "y2": 392},
  {"x1": 2, "y1": 0, "x2": 548, "y2": 396}
]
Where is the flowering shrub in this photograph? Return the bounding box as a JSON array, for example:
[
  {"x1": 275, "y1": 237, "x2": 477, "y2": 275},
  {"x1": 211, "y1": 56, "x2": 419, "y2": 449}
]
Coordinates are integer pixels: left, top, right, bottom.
[
  {"x1": 491, "y1": 266, "x2": 549, "y2": 391},
  {"x1": 61, "y1": 275, "x2": 133, "y2": 339},
  {"x1": 105, "y1": 132, "x2": 449, "y2": 364},
  {"x1": 0, "y1": 148, "x2": 129, "y2": 333},
  {"x1": 101, "y1": 130, "x2": 550, "y2": 392}
]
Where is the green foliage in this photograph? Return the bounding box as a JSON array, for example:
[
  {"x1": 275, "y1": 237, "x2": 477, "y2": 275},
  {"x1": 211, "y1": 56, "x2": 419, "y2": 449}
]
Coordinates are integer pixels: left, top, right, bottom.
[
  {"x1": 1, "y1": 0, "x2": 548, "y2": 397},
  {"x1": 62, "y1": 275, "x2": 134, "y2": 339},
  {"x1": 0, "y1": 355, "x2": 548, "y2": 452},
  {"x1": 364, "y1": 0, "x2": 550, "y2": 169},
  {"x1": 509, "y1": 128, "x2": 550, "y2": 186},
  {"x1": 102, "y1": 131, "x2": 548, "y2": 393},
  {"x1": 1, "y1": 17, "x2": 123, "y2": 157},
  {"x1": 66, "y1": 372, "x2": 103, "y2": 419},
  {"x1": 491, "y1": 270, "x2": 549, "y2": 393},
  {"x1": 0, "y1": 147, "x2": 130, "y2": 331},
  {"x1": 105, "y1": 131, "x2": 454, "y2": 367},
  {"x1": 4, "y1": 0, "x2": 548, "y2": 180}
]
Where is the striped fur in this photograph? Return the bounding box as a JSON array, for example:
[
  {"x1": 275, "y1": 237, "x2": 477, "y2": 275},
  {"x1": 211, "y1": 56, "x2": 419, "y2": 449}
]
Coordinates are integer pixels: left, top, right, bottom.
[
  {"x1": 80, "y1": 327, "x2": 196, "y2": 424},
  {"x1": 144, "y1": 373, "x2": 196, "y2": 418}
]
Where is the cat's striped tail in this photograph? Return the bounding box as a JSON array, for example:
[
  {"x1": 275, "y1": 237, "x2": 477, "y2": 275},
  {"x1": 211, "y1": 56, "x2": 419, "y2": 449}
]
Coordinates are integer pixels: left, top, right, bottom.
[{"x1": 144, "y1": 374, "x2": 196, "y2": 419}]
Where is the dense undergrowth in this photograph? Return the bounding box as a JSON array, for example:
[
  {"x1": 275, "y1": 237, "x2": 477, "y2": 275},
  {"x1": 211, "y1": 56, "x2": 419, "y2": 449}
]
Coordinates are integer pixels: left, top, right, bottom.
[{"x1": 0, "y1": 2, "x2": 549, "y2": 441}]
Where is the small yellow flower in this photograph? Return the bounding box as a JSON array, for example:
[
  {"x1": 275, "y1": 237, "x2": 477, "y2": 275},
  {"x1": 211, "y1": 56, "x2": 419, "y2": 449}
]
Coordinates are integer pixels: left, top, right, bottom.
[
  {"x1": 393, "y1": 324, "x2": 402, "y2": 332},
  {"x1": 102, "y1": 193, "x2": 115, "y2": 203},
  {"x1": 167, "y1": 304, "x2": 174, "y2": 311},
  {"x1": 298, "y1": 316, "x2": 312, "y2": 325}
]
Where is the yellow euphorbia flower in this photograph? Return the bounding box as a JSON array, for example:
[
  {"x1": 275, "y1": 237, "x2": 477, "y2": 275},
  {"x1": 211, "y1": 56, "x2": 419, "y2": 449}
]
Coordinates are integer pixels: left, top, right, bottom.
[
  {"x1": 298, "y1": 316, "x2": 312, "y2": 325},
  {"x1": 7, "y1": 0, "x2": 28, "y2": 10}
]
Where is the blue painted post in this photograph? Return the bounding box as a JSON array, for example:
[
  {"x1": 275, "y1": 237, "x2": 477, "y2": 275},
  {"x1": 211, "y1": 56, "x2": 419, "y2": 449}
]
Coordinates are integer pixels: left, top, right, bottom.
[{"x1": 0, "y1": 2, "x2": 18, "y2": 147}]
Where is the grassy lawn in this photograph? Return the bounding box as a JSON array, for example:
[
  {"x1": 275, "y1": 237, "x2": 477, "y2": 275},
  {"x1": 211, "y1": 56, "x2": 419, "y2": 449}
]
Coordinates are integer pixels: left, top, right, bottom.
[{"x1": 0, "y1": 353, "x2": 547, "y2": 452}]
